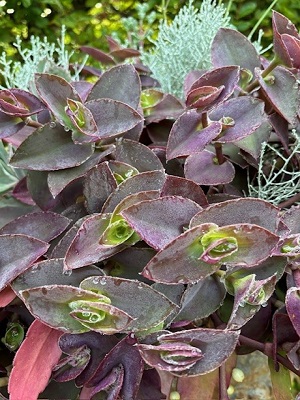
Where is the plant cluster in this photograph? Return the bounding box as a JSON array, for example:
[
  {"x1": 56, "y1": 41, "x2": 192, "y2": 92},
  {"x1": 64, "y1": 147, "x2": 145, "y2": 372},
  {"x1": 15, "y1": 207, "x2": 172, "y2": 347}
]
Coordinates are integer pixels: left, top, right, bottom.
[{"x1": 1, "y1": 7, "x2": 300, "y2": 400}]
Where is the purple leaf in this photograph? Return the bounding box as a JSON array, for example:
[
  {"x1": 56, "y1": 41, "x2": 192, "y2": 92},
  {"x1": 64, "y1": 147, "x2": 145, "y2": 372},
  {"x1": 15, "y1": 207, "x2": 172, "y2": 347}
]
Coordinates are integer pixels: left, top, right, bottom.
[
  {"x1": 0, "y1": 89, "x2": 45, "y2": 117},
  {"x1": 87, "y1": 64, "x2": 141, "y2": 109},
  {"x1": 139, "y1": 328, "x2": 240, "y2": 376},
  {"x1": 64, "y1": 213, "x2": 125, "y2": 270},
  {"x1": 11, "y1": 258, "x2": 104, "y2": 293},
  {"x1": 256, "y1": 66, "x2": 298, "y2": 126},
  {"x1": 212, "y1": 28, "x2": 261, "y2": 73},
  {"x1": 0, "y1": 211, "x2": 70, "y2": 242},
  {"x1": 184, "y1": 150, "x2": 235, "y2": 185},
  {"x1": 174, "y1": 275, "x2": 226, "y2": 322},
  {"x1": 280, "y1": 205, "x2": 300, "y2": 234},
  {"x1": 20, "y1": 285, "x2": 134, "y2": 334},
  {"x1": 0, "y1": 111, "x2": 24, "y2": 139},
  {"x1": 160, "y1": 175, "x2": 208, "y2": 207},
  {"x1": 190, "y1": 197, "x2": 280, "y2": 233},
  {"x1": 80, "y1": 46, "x2": 116, "y2": 65},
  {"x1": 272, "y1": 11, "x2": 300, "y2": 68},
  {"x1": 114, "y1": 139, "x2": 164, "y2": 172},
  {"x1": 85, "y1": 99, "x2": 143, "y2": 139},
  {"x1": 80, "y1": 276, "x2": 178, "y2": 332},
  {"x1": 35, "y1": 73, "x2": 81, "y2": 128},
  {"x1": 0, "y1": 234, "x2": 49, "y2": 291},
  {"x1": 186, "y1": 66, "x2": 240, "y2": 109},
  {"x1": 85, "y1": 334, "x2": 144, "y2": 400},
  {"x1": 209, "y1": 97, "x2": 266, "y2": 143},
  {"x1": 83, "y1": 161, "x2": 118, "y2": 213},
  {"x1": 144, "y1": 93, "x2": 184, "y2": 124},
  {"x1": 286, "y1": 287, "x2": 300, "y2": 337},
  {"x1": 52, "y1": 345, "x2": 91, "y2": 382},
  {"x1": 102, "y1": 170, "x2": 166, "y2": 213},
  {"x1": 121, "y1": 196, "x2": 202, "y2": 250},
  {"x1": 10, "y1": 123, "x2": 94, "y2": 171},
  {"x1": 186, "y1": 85, "x2": 224, "y2": 109},
  {"x1": 48, "y1": 150, "x2": 112, "y2": 198},
  {"x1": 166, "y1": 109, "x2": 222, "y2": 160},
  {"x1": 142, "y1": 224, "x2": 222, "y2": 284}
]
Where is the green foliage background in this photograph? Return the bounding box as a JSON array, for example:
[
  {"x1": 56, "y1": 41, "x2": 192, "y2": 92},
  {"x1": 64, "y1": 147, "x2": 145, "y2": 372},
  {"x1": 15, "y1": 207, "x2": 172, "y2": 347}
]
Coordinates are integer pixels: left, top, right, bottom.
[{"x1": 0, "y1": 0, "x2": 299, "y2": 59}]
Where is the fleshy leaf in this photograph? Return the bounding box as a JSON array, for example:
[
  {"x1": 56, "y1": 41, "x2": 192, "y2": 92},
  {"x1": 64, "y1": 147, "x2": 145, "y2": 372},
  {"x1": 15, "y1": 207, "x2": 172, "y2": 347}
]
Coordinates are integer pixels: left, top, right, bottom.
[
  {"x1": 139, "y1": 328, "x2": 240, "y2": 376},
  {"x1": 1, "y1": 322, "x2": 24, "y2": 351},
  {"x1": 52, "y1": 345, "x2": 91, "y2": 382},
  {"x1": 0, "y1": 286, "x2": 16, "y2": 307},
  {"x1": 190, "y1": 198, "x2": 280, "y2": 233},
  {"x1": 80, "y1": 276, "x2": 177, "y2": 332},
  {"x1": 20, "y1": 285, "x2": 133, "y2": 334},
  {"x1": 142, "y1": 224, "x2": 221, "y2": 284},
  {"x1": 184, "y1": 150, "x2": 235, "y2": 185},
  {"x1": 166, "y1": 109, "x2": 222, "y2": 160},
  {"x1": 64, "y1": 213, "x2": 125, "y2": 270},
  {"x1": 186, "y1": 66, "x2": 240, "y2": 109},
  {"x1": 85, "y1": 334, "x2": 143, "y2": 400},
  {"x1": 286, "y1": 287, "x2": 300, "y2": 337},
  {"x1": 209, "y1": 97, "x2": 266, "y2": 143},
  {"x1": 87, "y1": 64, "x2": 141, "y2": 109},
  {"x1": 0, "y1": 234, "x2": 49, "y2": 291},
  {"x1": 212, "y1": 28, "x2": 261, "y2": 73},
  {"x1": 114, "y1": 139, "x2": 164, "y2": 172},
  {"x1": 121, "y1": 196, "x2": 202, "y2": 250},
  {"x1": 256, "y1": 66, "x2": 298, "y2": 126},
  {"x1": 102, "y1": 170, "x2": 166, "y2": 213},
  {"x1": 0, "y1": 89, "x2": 45, "y2": 117},
  {"x1": 85, "y1": 99, "x2": 143, "y2": 139},
  {"x1": 174, "y1": 275, "x2": 226, "y2": 322},
  {"x1": 8, "y1": 320, "x2": 63, "y2": 400},
  {"x1": 10, "y1": 123, "x2": 94, "y2": 171},
  {"x1": 35, "y1": 73, "x2": 81, "y2": 128},
  {"x1": 0, "y1": 211, "x2": 70, "y2": 242},
  {"x1": 11, "y1": 258, "x2": 104, "y2": 293},
  {"x1": 186, "y1": 85, "x2": 224, "y2": 109}
]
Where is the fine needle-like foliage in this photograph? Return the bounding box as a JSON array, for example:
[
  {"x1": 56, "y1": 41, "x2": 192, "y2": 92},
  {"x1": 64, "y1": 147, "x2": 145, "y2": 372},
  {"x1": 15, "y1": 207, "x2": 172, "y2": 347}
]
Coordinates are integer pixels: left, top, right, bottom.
[{"x1": 141, "y1": 0, "x2": 231, "y2": 98}]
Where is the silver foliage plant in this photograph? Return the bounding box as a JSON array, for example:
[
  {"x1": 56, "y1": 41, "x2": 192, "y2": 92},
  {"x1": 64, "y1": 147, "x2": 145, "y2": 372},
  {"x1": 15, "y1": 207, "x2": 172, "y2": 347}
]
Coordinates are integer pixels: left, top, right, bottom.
[
  {"x1": 141, "y1": 0, "x2": 231, "y2": 98},
  {"x1": 248, "y1": 131, "x2": 300, "y2": 206},
  {"x1": 0, "y1": 26, "x2": 87, "y2": 91}
]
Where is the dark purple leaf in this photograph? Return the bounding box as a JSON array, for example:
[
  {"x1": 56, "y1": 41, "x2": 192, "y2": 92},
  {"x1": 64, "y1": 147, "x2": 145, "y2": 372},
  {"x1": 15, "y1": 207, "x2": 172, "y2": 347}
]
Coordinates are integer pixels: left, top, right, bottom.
[
  {"x1": 144, "y1": 93, "x2": 184, "y2": 124},
  {"x1": 87, "y1": 64, "x2": 141, "y2": 109},
  {"x1": 142, "y1": 224, "x2": 222, "y2": 284},
  {"x1": 85, "y1": 98, "x2": 143, "y2": 139},
  {"x1": 64, "y1": 213, "x2": 125, "y2": 270},
  {"x1": 80, "y1": 276, "x2": 178, "y2": 332},
  {"x1": 280, "y1": 205, "x2": 300, "y2": 234},
  {"x1": 114, "y1": 139, "x2": 164, "y2": 172},
  {"x1": 102, "y1": 170, "x2": 166, "y2": 213},
  {"x1": 0, "y1": 234, "x2": 49, "y2": 291},
  {"x1": 160, "y1": 175, "x2": 208, "y2": 207},
  {"x1": 272, "y1": 11, "x2": 300, "y2": 68},
  {"x1": 12, "y1": 177, "x2": 36, "y2": 205},
  {"x1": 110, "y1": 48, "x2": 141, "y2": 61},
  {"x1": 83, "y1": 161, "x2": 118, "y2": 213},
  {"x1": 212, "y1": 28, "x2": 260, "y2": 73},
  {"x1": 139, "y1": 328, "x2": 240, "y2": 376},
  {"x1": 184, "y1": 150, "x2": 235, "y2": 185},
  {"x1": 35, "y1": 73, "x2": 81, "y2": 128},
  {"x1": 121, "y1": 196, "x2": 202, "y2": 250},
  {"x1": 58, "y1": 332, "x2": 118, "y2": 386},
  {"x1": 281, "y1": 34, "x2": 300, "y2": 68},
  {"x1": 187, "y1": 66, "x2": 240, "y2": 109},
  {"x1": 257, "y1": 66, "x2": 298, "y2": 125},
  {"x1": 65, "y1": 99, "x2": 98, "y2": 143},
  {"x1": 166, "y1": 109, "x2": 222, "y2": 160},
  {"x1": 0, "y1": 89, "x2": 45, "y2": 117},
  {"x1": 48, "y1": 150, "x2": 113, "y2": 198},
  {"x1": 80, "y1": 46, "x2": 116, "y2": 65},
  {"x1": 0, "y1": 211, "x2": 70, "y2": 242},
  {"x1": 52, "y1": 345, "x2": 91, "y2": 382},
  {"x1": 10, "y1": 123, "x2": 94, "y2": 171},
  {"x1": 174, "y1": 275, "x2": 226, "y2": 322},
  {"x1": 11, "y1": 258, "x2": 104, "y2": 293},
  {"x1": 137, "y1": 369, "x2": 166, "y2": 400},
  {"x1": 186, "y1": 85, "x2": 224, "y2": 108},
  {"x1": 86, "y1": 334, "x2": 144, "y2": 400},
  {"x1": 286, "y1": 287, "x2": 300, "y2": 337},
  {"x1": 0, "y1": 111, "x2": 24, "y2": 139},
  {"x1": 190, "y1": 198, "x2": 280, "y2": 233},
  {"x1": 209, "y1": 97, "x2": 266, "y2": 143}
]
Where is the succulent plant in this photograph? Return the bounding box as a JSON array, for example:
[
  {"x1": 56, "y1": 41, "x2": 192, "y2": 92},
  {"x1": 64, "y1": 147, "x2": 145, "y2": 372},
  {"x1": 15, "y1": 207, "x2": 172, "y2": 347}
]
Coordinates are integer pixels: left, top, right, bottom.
[{"x1": 1, "y1": 9, "x2": 300, "y2": 400}]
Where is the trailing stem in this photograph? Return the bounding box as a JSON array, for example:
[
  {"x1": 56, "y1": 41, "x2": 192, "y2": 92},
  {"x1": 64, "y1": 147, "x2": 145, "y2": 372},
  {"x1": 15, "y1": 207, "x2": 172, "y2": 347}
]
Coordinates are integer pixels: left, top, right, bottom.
[{"x1": 219, "y1": 363, "x2": 230, "y2": 400}]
